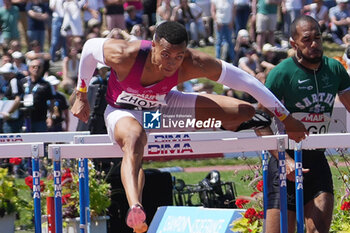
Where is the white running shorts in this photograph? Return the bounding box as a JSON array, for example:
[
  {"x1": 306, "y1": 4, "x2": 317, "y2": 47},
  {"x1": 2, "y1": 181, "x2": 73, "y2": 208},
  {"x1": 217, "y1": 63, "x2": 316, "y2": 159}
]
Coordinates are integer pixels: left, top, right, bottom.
[{"x1": 104, "y1": 90, "x2": 198, "y2": 142}]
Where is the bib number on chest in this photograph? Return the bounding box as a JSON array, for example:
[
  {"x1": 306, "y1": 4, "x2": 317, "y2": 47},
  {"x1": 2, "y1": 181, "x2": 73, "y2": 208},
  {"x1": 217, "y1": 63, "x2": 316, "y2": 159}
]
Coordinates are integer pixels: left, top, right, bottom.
[
  {"x1": 116, "y1": 91, "x2": 166, "y2": 109},
  {"x1": 292, "y1": 112, "x2": 331, "y2": 134}
]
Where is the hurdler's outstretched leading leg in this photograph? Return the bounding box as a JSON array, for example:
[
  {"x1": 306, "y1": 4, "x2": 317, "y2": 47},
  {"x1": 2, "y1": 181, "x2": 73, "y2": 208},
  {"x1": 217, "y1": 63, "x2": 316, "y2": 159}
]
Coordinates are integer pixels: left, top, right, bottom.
[{"x1": 114, "y1": 116, "x2": 148, "y2": 233}]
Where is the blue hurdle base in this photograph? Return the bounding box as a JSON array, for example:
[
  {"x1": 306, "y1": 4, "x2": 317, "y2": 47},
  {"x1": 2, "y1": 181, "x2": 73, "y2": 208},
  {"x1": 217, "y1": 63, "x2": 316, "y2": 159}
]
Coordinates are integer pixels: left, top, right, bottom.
[{"x1": 148, "y1": 206, "x2": 245, "y2": 233}]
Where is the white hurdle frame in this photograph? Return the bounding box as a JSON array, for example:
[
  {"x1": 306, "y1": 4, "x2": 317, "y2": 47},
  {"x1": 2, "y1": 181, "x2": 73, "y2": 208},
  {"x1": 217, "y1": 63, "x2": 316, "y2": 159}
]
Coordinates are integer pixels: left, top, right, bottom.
[
  {"x1": 72, "y1": 131, "x2": 278, "y2": 232},
  {"x1": 49, "y1": 133, "x2": 288, "y2": 233},
  {"x1": 53, "y1": 135, "x2": 288, "y2": 159},
  {"x1": 72, "y1": 131, "x2": 260, "y2": 233},
  {"x1": 48, "y1": 132, "x2": 350, "y2": 233},
  {"x1": 0, "y1": 143, "x2": 44, "y2": 233},
  {"x1": 0, "y1": 131, "x2": 90, "y2": 144},
  {"x1": 0, "y1": 142, "x2": 44, "y2": 158},
  {"x1": 0, "y1": 131, "x2": 89, "y2": 233}
]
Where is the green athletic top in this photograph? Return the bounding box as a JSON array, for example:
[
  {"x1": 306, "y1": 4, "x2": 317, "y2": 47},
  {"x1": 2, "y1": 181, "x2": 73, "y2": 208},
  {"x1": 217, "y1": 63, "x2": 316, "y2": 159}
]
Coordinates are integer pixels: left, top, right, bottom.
[
  {"x1": 0, "y1": 6, "x2": 19, "y2": 40},
  {"x1": 257, "y1": 0, "x2": 278, "y2": 15},
  {"x1": 265, "y1": 56, "x2": 350, "y2": 134}
]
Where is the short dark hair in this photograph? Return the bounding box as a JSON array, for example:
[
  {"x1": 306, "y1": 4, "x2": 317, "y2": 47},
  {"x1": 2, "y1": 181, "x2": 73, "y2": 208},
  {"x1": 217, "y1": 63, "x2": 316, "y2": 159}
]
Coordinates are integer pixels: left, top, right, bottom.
[
  {"x1": 291, "y1": 15, "x2": 320, "y2": 39},
  {"x1": 154, "y1": 21, "x2": 188, "y2": 45}
]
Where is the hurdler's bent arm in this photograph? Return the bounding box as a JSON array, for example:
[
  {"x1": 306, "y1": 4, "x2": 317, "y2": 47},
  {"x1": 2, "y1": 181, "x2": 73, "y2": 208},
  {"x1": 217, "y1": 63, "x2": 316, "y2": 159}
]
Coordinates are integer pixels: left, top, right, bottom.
[
  {"x1": 217, "y1": 61, "x2": 289, "y2": 121},
  {"x1": 215, "y1": 61, "x2": 308, "y2": 142},
  {"x1": 72, "y1": 38, "x2": 108, "y2": 122},
  {"x1": 76, "y1": 38, "x2": 108, "y2": 93}
]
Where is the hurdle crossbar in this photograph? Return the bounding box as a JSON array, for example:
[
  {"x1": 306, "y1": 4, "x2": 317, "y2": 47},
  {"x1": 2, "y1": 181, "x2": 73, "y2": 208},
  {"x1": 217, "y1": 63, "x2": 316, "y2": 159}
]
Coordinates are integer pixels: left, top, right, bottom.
[
  {"x1": 75, "y1": 132, "x2": 350, "y2": 153},
  {"x1": 50, "y1": 135, "x2": 288, "y2": 159},
  {"x1": 288, "y1": 133, "x2": 350, "y2": 150},
  {"x1": 0, "y1": 142, "x2": 44, "y2": 158},
  {"x1": 73, "y1": 131, "x2": 257, "y2": 144},
  {"x1": 0, "y1": 131, "x2": 90, "y2": 144}
]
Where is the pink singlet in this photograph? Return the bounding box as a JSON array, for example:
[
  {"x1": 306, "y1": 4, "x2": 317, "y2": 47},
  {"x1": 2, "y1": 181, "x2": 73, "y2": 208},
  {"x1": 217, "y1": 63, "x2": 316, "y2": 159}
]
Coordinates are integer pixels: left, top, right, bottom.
[
  {"x1": 106, "y1": 40, "x2": 178, "y2": 110},
  {"x1": 104, "y1": 40, "x2": 198, "y2": 141}
]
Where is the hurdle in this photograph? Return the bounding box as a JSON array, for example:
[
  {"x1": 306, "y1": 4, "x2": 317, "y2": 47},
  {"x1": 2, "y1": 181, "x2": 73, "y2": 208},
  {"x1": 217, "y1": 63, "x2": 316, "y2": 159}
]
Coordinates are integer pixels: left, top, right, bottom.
[
  {"x1": 0, "y1": 131, "x2": 89, "y2": 233},
  {"x1": 48, "y1": 132, "x2": 350, "y2": 233},
  {"x1": 0, "y1": 131, "x2": 89, "y2": 144},
  {"x1": 283, "y1": 133, "x2": 350, "y2": 233},
  {"x1": 72, "y1": 131, "x2": 276, "y2": 232},
  {"x1": 72, "y1": 131, "x2": 258, "y2": 233},
  {"x1": 0, "y1": 142, "x2": 44, "y2": 233},
  {"x1": 49, "y1": 133, "x2": 288, "y2": 233}
]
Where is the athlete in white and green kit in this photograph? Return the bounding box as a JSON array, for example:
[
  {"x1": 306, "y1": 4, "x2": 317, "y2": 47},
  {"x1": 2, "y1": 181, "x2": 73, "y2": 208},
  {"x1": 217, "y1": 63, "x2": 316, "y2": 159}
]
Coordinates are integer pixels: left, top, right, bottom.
[
  {"x1": 257, "y1": 15, "x2": 350, "y2": 233},
  {"x1": 267, "y1": 55, "x2": 350, "y2": 134}
]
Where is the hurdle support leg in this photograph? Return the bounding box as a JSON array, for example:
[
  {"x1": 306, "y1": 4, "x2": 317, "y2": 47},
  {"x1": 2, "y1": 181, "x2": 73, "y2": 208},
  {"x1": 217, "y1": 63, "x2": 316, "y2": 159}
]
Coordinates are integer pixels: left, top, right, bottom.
[
  {"x1": 78, "y1": 158, "x2": 87, "y2": 233},
  {"x1": 261, "y1": 150, "x2": 269, "y2": 233},
  {"x1": 32, "y1": 144, "x2": 42, "y2": 233},
  {"x1": 83, "y1": 158, "x2": 91, "y2": 233},
  {"x1": 53, "y1": 147, "x2": 63, "y2": 233},
  {"x1": 294, "y1": 143, "x2": 304, "y2": 233},
  {"x1": 77, "y1": 136, "x2": 91, "y2": 233},
  {"x1": 277, "y1": 138, "x2": 288, "y2": 233}
]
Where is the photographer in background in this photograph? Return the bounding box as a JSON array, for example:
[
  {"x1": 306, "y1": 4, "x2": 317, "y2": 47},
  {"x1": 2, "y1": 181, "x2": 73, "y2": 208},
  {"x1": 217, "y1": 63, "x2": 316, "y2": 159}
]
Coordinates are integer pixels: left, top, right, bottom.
[
  {"x1": 45, "y1": 75, "x2": 69, "y2": 131},
  {"x1": 21, "y1": 58, "x2": 54, "y2": 132},
  {"x1": 0, "y1": 63, "x2": 24, "y2": 176},
  {"x1": 0, "y1": 63, "x2": 24, "y2": 133}
]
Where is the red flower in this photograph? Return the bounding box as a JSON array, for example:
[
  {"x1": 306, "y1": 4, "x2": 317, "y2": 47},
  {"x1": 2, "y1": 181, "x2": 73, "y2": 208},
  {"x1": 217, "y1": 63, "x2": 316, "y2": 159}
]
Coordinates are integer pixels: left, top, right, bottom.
[
  {"x1": 341, "y1": 201, "x2": 350, "y2": 211},
  {"x1": 40, "y1": 180, "x2": 46, "y2": 192},
  {"x1": 25, "y1": 176, "x2": 46, "y2": 192},
  {"x1": 62, "y1": 193, "x2": 71, "y2": 204},
  {"x1": 244, "y1": 208, "x2": 257, "y2": 220},
  {"x1": 235, "y1": 199, "x2": 250, "y2": 208},
  {"x1": 62, "y1": 168, "x2": 73, "y2": 184},
  {"x1": 256, "y1": 180, "x2": 263, "y2": 192},
  {"x1": 25, "y1": 176, "x2": 33, "y2": 189},
  {"x1": 257, "y1": 211, "x2": 264, "y2": 219},
  {"x1": 9, "y1": 157, "x2": 22, "y2": 165}
]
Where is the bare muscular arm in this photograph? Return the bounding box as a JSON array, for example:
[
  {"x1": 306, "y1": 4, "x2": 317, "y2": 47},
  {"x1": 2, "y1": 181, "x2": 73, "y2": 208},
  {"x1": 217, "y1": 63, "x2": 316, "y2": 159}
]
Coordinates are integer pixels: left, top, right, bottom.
[
  {"x1": 103, "y1": 39, "x2": 142, "y2": 81},
  {"x1": 178, "y1": 48, "x2": 222, "y2": 83},
  {"x1": 71, "y1": 39, "x2": 141, "y2": 122},
  {"x1": 179, "y1": 49, "x2": 307, "y2": 142}
]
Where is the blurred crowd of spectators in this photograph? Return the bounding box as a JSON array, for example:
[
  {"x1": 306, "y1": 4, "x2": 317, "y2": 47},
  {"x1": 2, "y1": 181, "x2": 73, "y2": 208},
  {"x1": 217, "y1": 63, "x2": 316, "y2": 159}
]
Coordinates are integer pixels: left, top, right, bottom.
[{"x1": 1, "y1": 0, "x2": 350, "y2": 136}]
